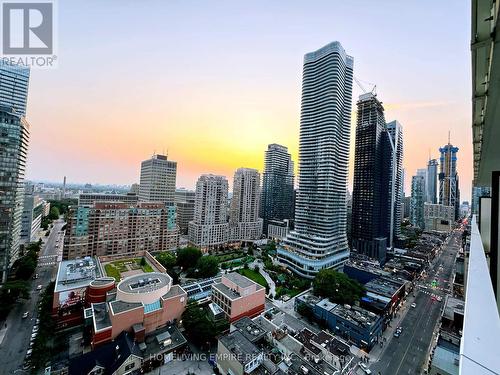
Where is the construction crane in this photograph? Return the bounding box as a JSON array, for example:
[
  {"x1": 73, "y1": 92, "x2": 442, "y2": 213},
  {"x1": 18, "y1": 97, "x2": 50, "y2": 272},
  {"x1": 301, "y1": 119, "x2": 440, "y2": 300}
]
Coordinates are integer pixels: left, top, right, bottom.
[{"x1": 354, "y1": 76, "x2": 377, "y2": 95}]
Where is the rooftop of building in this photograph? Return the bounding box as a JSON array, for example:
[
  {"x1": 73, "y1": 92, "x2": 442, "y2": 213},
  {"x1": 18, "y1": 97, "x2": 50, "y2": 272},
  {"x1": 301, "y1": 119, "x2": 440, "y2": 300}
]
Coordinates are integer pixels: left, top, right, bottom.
[
  {"x1": 224, "y1": 272, "x2": 255, "y2": 288},
  {"x1": 443, "y1": 295, "x2": 465, "y2": 321},
  {"x1": 296, "y1": 293, "x2": 322, "y2": 307},
  {"x1": 92, "y1": 302, "x2": 112, "y2": 331},
  {"x1": 219, "y1": 330, "x2": 261, "y2": 365},
  {"x1": 139, "y1": 325, "x2": 187, "y2": 358},
  {"x1": 271, "y1": 310, "x2": 319, "y2": 335},
  {"x1": 364, "y1": 277, "x2": 405, "y2": 298},
  {"x1": 162, "y1": 284, "x2": 186, "y2": 300},
  {"x1": 231, "y1": 316, "x2": 267, "y2": 343},
  {"x1": 316, "y1": 299, "x2": 380, "y2": 329},
  {"x1": 213, "y1": 282, "x2": 242, "y2": 300},
  {"x1": 68, "y1": 331, "x2": 141, "y2": 375},
  {"x1": 109, "y1": 299, "x2": 144, "y2": 315},
  {"x1": 117, "y1": 272, "x2": 171, "y2": 295},
  {"x1": 55, "y1": 257, "x2": 100, "y2": 293},
  {"x1": 432, "y1": 339, "x2": 460, "y2": 375}
]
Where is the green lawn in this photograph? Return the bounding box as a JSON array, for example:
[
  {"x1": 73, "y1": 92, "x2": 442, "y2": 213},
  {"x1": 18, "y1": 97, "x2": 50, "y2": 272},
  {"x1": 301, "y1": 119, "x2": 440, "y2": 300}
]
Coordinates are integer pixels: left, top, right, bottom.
[
  {"x1": 104, "y1": 264, "x2": 121, "y2": 281},
  {"x1": 238, "y1": 268, "x2": 268, "y2": 288}
]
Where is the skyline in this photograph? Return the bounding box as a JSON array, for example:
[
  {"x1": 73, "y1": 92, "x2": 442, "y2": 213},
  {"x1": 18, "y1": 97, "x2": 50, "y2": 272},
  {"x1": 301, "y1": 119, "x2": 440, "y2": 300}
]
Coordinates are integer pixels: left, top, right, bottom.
[{"x1": 24, "y1": 1, "x2": 471, "y2": 200}]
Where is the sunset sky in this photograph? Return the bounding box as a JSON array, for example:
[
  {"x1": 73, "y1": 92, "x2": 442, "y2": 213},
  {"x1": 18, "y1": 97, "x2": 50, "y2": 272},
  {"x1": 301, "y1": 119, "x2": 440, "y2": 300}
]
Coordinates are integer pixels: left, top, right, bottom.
[{"x1": 25, "y1": 1, "x2": 472, "y2": 200}]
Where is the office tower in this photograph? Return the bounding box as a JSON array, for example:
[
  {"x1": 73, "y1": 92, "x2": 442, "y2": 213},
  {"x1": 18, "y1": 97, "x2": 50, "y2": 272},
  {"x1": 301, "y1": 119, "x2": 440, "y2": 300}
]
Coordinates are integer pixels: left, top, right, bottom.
[
  {"x1": 130, "y1": 183, "x2": 140, "y2": 194},
  {"x1": 402, "y1": 196, "x2": 411, "y2": 219},
  {"x1": 21, "y1": 189, "x2": 45, "y2": 242},
  {"x1": 424, "y1": 203, "x2": 454, "y2": 232},
  {"x1": 427, "y1": 159, "x2": 439, "y2": 204},
  {"x1": 351, "y1": 93, "x2": 391, "y2": 263},
  {"x1": 188, "y1": 174, "x2": 229, "y2": 251},
  {"x1": 471, "y1": 185, "x2": 491, "y2": 215},
  {"x1": 439, "y1": 142, "x2": 460, "y2": 220},
  {"x1": 229, "y1": 168, "x2": 263, "y2": 242},
  {"x1": 0, "y1": 60, "x2": 30, "y2": 116},
  {"x1": 0, "y1": 62, "x2": 30, "y2": 282},
  {"x1": 139, "y1": 154, "x2": 177, "y2": 206},
  {"x1": 417, "y1": 168, "x2": 428, "y2": 203},
  {"x1": 278, "y1": 41, "x2": 353, "y2": 277},
  {"x1": 387, "y1": 120, "x2": 404, "y2": 244},
  {"x1": 63, "y1": 202, "x2": 179, "y2": 259},
  {"x1": 260, "y1": 144, "x2": 294, "y2": 234},
  {"x1": 410, "y1": 175, "x2": 426, "y2": 229},
  {"x1": 175, "y1": 188, "x2": 196, "y2": 235}
]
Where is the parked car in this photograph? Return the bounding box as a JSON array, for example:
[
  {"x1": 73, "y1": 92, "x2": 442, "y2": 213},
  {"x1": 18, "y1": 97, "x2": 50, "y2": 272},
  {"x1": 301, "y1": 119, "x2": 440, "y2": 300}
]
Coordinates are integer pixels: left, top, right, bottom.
[
  {"x1": 22, "y1": 312, "x2": 29, "y2": 319},
  {"x1": 31, "y1": 333, "x2": 37, "y2": 340},
  {"x1": 360, "y1": 363, "x2": 372, "y2": 374},
  {"x1": 411, "y1": 302, "x2": 417, "y2": 308},
  {"x1": 36, "y1": 285, "x2": 42, "y2": 291},
  {"x1": 32, "y1": 326, "x2": 39, "y2": 333}
]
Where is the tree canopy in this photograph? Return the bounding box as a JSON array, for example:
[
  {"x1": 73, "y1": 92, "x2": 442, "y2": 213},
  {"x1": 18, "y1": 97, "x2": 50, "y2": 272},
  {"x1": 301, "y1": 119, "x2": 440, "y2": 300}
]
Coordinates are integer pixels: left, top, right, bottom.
[
  {"x1": 156, "y1": 252, "x2": 177, "y2": 270},
  {"x1": 195, "y1": 256, "x2": 219, "y2": 278},
  {"x1": 181, "y1": 302, "x2": 227, "y2": 346},
  {"x1": 176, "y1": 247, "x2": 202, "y2": 269},
  {"x1": 313, "y1": 269, "x2": 364, "y2": 305}
]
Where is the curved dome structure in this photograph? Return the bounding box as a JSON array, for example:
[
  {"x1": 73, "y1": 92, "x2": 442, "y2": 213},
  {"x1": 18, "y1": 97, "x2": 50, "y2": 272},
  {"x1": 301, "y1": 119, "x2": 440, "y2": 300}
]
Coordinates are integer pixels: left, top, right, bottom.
[{"x1": 116, "y1": 272, "x2": 172, "y2": 305}]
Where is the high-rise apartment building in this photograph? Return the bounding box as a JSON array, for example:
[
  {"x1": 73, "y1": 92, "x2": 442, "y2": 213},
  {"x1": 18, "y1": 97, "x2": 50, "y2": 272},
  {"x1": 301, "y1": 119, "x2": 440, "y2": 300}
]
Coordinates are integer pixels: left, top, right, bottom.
[
  {"x1": 387, "y1": 120, "x2": 404, "y2": 243},
  {"x1": 351, "y1": 93, "x2": 391, "y2": 263},
  {"x1": 471, "y1": 185, "x2": 491, "y2": 215},
  {"x1": 439, "y1": 143, "x2": 460, "y2": 220},
  {"x1": 139, "y1": 154, "x2": 177, "y2": 206},
  {"x1": 21, "y1": 191, "x2": 45, "y2": 242},
  {"x1": 278, "y1": 41, "x2": 353, "y2": 277},
  {"x1": 229, "y1": 168, "x2": 263, "y2": 242},
  {"x1": 260, "y1": 144, "x2": 294, "y2": 235},
  {"x1": 410, "y1": 175, "x2": 426, "y2": 229},
  {"x1": 175, "y1": 188, "x2": 196, "y2": 235},
  {"x1": 0, "y1": 60, "x2": 30, "y2": 116},
  {"x1": 63, "y1": 202, "x2": 179, "y2": 259},
  {"x1": 427, "y1": 159, "x2": 439, "y2": 204},
  {"x1": 188, "y1": 174, "x2": 229, "y2": 251},
  {"x1": 417, "y1": 168, "x2": 428, "y2": 203},
  {"x1": 0, "y1": 62, "x2": 30, "y2": 282}
]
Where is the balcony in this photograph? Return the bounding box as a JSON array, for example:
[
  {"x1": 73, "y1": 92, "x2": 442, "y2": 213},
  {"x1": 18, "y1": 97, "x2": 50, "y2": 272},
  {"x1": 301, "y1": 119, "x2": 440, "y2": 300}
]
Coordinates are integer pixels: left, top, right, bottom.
[{"x1": 459, "y1": 216, "x2": 500, "y2": 374}]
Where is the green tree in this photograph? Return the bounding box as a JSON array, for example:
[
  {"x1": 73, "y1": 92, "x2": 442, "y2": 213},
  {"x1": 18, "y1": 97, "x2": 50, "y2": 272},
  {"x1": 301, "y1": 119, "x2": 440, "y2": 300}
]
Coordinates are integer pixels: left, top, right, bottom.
[
  {"x1": 140, "y1": 257, "x2": 146, "y2": 266},
  {"x1": 48, "y1": 206, "x2": 60, "y2": 220},
  {"x1": 176, "y1": 247, "x2": 202, "y2": 269},
  {"x1": 156, "y1": 252, "x2": 177, "y2": 270},
  {"x1": 313, "y1": 269, "x2": 364, "y2": 305},
  {"x1": 181, "y1": 302, "x2": 216, "y2": 346},
  {"x1": 196, "y1": 256, "x2": 219, "y2": 278},
  {"x1": 296, "y1": 303, "x2": 314, "y2": 320}
]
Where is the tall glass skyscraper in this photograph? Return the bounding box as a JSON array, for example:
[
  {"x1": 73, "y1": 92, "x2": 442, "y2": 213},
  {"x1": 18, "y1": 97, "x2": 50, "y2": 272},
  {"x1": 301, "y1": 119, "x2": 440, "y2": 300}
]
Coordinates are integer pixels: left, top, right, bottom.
[
  {"x1": 439, "y1": 143, "x2": 460, "y2": 219},
  {"x1": 0, "y1": 61, "x2": 30, "y2": 116},
  {"x1": 351, "y1": 93, "x2": 391, "y2": 263},
  {"x1": 0, "y1": 61, "x2": 31, "y2": 282},
  {"x1": 260, "y1": 144, "x2": 294, "y2": 234},
  {"x1": 278, "y1": 41, "x2": 353, "y2": 278},
  {"x1": 387, "y1": 120, "x2": 404, "y2": 243},
  {"x1": 427, "y1": 158, "x2": 439, "y2": 204}
]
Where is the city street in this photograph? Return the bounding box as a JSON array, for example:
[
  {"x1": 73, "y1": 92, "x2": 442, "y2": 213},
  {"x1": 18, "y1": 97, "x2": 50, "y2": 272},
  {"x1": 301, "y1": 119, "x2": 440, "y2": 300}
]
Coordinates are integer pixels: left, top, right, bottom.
[
  {"x1": 369, "y1": 229, "x2": 462, "y2": 375},
  {"x1": 0, "y1": 220, "x2": 64, "y2": 374}
]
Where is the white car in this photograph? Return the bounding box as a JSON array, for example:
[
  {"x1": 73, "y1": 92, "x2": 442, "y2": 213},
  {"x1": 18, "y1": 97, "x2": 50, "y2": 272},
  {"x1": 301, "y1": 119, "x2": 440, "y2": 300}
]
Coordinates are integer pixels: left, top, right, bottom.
[
  {"x1": 360, "y1": 363, "x2": 372, "y2": 374},
  {"x1": 31, "y1": 333, "x2": 37, "y2": 340},
  {"x1": 36, "y1": 285, "x2": 42, "y2": 291},
  {"x1": 32, "y1": 325, "x2": 39, "y2": 333},
  {"x1": 22, "y1": 312, "x2": 29, "y2": 319},
  {"x1": 411, "y1": 302, "x2": 417, "y2": 308}
]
